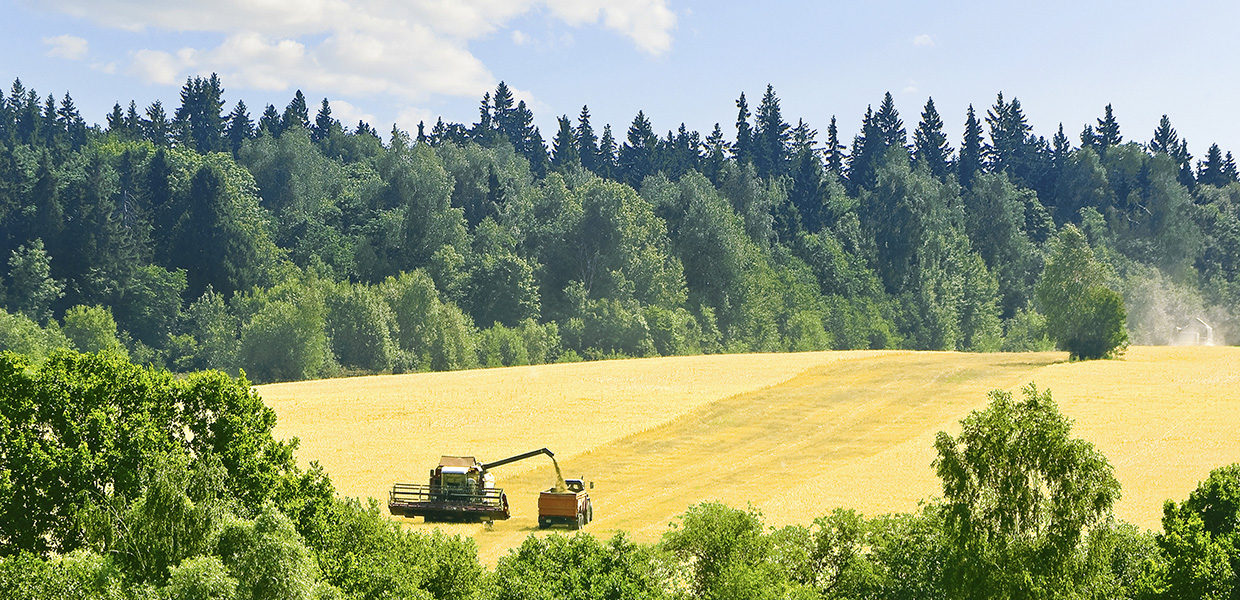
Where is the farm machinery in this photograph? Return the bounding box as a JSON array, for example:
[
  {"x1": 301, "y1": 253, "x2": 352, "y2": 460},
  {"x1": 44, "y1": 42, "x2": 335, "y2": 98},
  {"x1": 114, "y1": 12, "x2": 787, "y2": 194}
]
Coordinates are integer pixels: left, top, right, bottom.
[{"x1": 389, "y1": 447, "x2": 590, "y2": 524}]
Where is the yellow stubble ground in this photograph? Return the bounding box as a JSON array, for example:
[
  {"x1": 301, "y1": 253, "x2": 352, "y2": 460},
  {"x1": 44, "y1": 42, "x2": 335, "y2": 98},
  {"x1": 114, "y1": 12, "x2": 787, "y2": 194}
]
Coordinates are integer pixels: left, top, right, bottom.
[{"x1": 258, "y1": 346, "x2": 1240, "y2": 565}]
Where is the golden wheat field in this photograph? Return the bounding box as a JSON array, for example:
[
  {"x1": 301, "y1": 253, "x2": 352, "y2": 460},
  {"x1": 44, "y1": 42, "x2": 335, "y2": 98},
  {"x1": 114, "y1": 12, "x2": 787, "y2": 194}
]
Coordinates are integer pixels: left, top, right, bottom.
[{"x1": 258, "y1": 346, "x2": 1240, "y2": 564}]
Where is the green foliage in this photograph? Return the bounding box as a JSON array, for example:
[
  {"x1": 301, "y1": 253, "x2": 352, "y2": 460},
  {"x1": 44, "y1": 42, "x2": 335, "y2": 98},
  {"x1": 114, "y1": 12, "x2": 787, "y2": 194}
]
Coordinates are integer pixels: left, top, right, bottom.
[
  {"x1": 0, "y1": 350, "x2": 307, "y2": 556},
  {"x1": 0, "y1": 550, "x2": 125, "y2": 600},
  {"x1": 4, "y1": 238, "x2": 63, "y2": 323},
  {"x1": 62, "y1": 304, "x2": 128, "y2": 356},
  {"x1": 236, "y1": 279, "x2": 332, "y2": 383},
  {"x1": 487, "y1": 532, "x2": 666, "y2": 600},
  {"x1": 0, "y1": 307, "x2": 71, "y2": 361},
  {"x1": 934, "y1": 383, "x2": 1121, "y2": 599},
  {"x1": 1036, "y1": 225, "x2": 1129, "y2": 359},
  {"x1": 1158, "y1": 464, "x2": 1240, "y2": 600},
  {"x1": 164, "y1": 555, "x2": 238, "y2": 600},
  {"x1": 324, "y1": 281, "x2": 399, "y2": 373},
  {"x1": 662, "y1": 502, "x2": 778, "y2": 600},
  {"x1": 217, "y1": 506, "x2": 328, "y2": 600}
]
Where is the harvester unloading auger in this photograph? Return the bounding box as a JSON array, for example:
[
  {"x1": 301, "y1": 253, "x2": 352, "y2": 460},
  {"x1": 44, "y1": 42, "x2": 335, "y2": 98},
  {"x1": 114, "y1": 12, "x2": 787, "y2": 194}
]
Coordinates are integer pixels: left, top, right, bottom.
[{"x1": 388, "y1": 448, "x2": 567, "y2": 522}]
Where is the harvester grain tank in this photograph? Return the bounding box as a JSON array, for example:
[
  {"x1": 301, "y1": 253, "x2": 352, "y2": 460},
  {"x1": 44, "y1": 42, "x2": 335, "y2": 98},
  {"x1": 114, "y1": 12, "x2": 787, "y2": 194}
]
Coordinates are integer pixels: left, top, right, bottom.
[{"x1": 388, "y1": 448, "x2": 567, "y2": 523}]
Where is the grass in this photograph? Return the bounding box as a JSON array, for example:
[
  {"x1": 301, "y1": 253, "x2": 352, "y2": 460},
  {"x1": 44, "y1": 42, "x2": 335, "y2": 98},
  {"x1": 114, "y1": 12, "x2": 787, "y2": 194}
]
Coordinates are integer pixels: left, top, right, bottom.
[{"x1": 257, "y1": 346, "x2": 1240, "y2": 564}]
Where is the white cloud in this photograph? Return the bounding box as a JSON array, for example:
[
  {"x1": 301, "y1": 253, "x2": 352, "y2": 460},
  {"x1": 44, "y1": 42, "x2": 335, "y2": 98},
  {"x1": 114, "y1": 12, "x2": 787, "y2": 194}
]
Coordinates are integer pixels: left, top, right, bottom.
[
  {"x1": 913, "y1": 34, "x2": 934, "y2": 47},
  {"x1": 328, "y1": 99, "x2": 377, "y2": 129},
  {"x1": 512, "y1": 30, "x2": 530, "y2": 45},
  {"x1": 128, "y1": 49, "x2": 182, "y2": 85},
  {"x1": 36, "y1": 0, "x2": 678, "y2": 119},
  {"x1": 44, "y1": 34, "x2": 89, "y2": 60}
]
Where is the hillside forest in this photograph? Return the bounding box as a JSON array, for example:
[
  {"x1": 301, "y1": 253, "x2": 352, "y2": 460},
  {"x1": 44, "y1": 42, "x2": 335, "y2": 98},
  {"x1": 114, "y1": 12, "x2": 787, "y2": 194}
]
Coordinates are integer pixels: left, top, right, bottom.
[{"x1": 3, "y1": 76, "x2": 1240, "y2": 381}]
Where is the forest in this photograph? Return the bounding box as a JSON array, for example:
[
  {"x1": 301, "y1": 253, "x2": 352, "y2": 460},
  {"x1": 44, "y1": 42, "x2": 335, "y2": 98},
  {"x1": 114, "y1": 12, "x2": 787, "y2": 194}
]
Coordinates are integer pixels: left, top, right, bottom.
[{"x1": 2, "y1": 75, "x2": 1240, "y2": 381}]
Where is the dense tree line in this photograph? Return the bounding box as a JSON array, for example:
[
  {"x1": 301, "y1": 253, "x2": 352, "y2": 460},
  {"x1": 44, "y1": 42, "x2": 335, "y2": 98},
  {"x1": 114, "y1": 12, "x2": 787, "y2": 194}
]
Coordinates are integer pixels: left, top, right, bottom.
[
  {"x1": 4, "y1": 350, "x2": 1240, "y2": 599},
  {"x1": 3, "y1": 76, "x2": 1239, "y2": 380}
]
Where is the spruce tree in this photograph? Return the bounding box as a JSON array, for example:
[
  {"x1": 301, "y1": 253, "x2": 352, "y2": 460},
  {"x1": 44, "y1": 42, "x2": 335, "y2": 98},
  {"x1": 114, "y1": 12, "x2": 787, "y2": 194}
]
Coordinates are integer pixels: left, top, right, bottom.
[
  {"x1": 225, "y1": 100, "x2": 253, "y2": 155},
  {"x1": 144, "y1": 100, "x2": 171, "y2": 146},
  {"x1": 1198, "y1": 143, "x2": 1228, "y2": 187},
  {"x1": 985, "y1": 93, "x2": 1033, "y2": 177},
  {"x1": 958, "y1": 104, "x2": 984, "y2": 189},
  {"x1": 282, "y1": 90, "x2": 310, "y2": 132},
  {"x1": 1223, "y1": 152, "x2": 1238, "y2": 183},
  {"x1": 619, "y1": 110, "x2": 657, "y2": 186},
  {"x1": 1149, "y1": 114, "x2": 1179, "y2": 154},
  {"x1": 125, "y1": 100, "x2": 141, "y2": 137},
  {"x1": 789, "y1": 119, "x2": 824, "y2": 231},
  {"x1": 598, "y1": 124, "x2": 618, "y2": 180},
  {"x1": 551, "y1": 115, "x2": 580, "y2": 170},
  {"x1": 824, "y1": 116, "x2": 845, "y2": 178},
  {"x1": 703, "y1": 123, "x2": 729, "y2": 182},
  {"x1": 312, "y1": 98, "x2": 337, "y2": 143},
  {"x1": 734, "y1": 92, "x2": 753, "y2": 165},
  {"x1": 173, "y1": 74, "x2": 225, "y2": 152},
  {"x1": 874, "y1": 91, "x2": 908, "y2": 150},
  {"x1": 753, "y1": 84, "x2": 790, "y2": 179},
  {"x1": 258, "y1": 104, "x2": 282, "y2": 137},
  {"x1": 847, "y1": 106, "x2": 884, "y2": 192},
  {"x1": 1094, "y1": 104, "x2": 1122, "y2": 152},
  {"x1": 106, "y1": 103, "x2": 126, "y2": 136},
  {"x1": 471, "y1": 91, "x2": 493, "y2": 143},
  {"x1": 576, "y1": 105, "x2": 600, "y2": 173},
  {"x1": 913, "y1": 97, "x2": 952, "y2": 179}
]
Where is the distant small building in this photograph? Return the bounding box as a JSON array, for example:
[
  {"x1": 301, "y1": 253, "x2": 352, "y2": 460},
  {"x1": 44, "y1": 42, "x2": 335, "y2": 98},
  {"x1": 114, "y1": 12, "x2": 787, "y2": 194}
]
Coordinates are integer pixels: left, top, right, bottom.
[{"x1": 1174, "y1": 318, "x2": 1214, "y2": 346}]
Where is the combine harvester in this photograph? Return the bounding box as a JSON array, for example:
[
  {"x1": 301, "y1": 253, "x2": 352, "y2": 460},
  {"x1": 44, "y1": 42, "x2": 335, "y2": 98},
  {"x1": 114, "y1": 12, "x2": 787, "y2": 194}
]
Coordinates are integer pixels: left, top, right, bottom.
[{"x1": 389, "y1": 447, "x2": 592, "y2": 526}]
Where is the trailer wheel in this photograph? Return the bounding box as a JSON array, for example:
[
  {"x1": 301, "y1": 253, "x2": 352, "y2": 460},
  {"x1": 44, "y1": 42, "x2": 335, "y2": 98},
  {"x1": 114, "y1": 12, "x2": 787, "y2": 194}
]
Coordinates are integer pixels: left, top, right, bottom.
[
  {"x1": 538, "y1": 517, "x2": 551, "y2": 530},
  {"x1": 586, "y1": 503, "x2": 593, "y2": 524},
  {"x1": 573, "y1": 512, "x2": 584, "y2": 530}
]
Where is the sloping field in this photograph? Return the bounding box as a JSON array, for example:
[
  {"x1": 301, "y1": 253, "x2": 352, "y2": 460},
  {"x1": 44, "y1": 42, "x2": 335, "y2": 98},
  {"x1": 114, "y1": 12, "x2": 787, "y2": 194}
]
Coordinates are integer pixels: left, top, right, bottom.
[{"x1": 259, "y1": 346, "x2": 1240, "y2": 564}]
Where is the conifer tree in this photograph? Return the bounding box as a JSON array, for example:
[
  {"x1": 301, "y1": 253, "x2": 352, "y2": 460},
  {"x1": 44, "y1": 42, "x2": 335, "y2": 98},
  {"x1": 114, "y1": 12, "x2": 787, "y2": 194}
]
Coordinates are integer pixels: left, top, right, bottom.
[
  {"x1": 847, "y1": 106, "x2": 885, "y2": 192},
  {"x1": 125, "y1": 100, "x2": 142, "y2": 138},
  {"x1": 598, "y1": 124, "x2": 618, "y2": 180},
  {"x1": 1094, "y1": 104, "x2": 1122, "y2": 152},
  {"x1": 551, "y1": 115, "x2": 580, "y2": 170},
  {"x1": 789, "y1": 119, "x2": 824, "y2": 231},
  {"x1": 703, "y1": 123, "x2": 729, "y2": 182},
  {"x1": 958, "y1": 104, "x2": 984, "y2": 189},
  {"x1": 985, "y1": 93, "x2": 1033, "y2": 176},
  {"x1": 225, "y1": 100, "x2": 253, "y2": 155},
  {"x1": 619, "y1": 110, "x2": 658, "y2": 186},
  {"x1": 576, "y1": 105, "x2": 600, "y2": 173},
  {"x1": 1149, "y1": 114, "x2": 1179, "y2": 154},
  {"x1": 734, "y1": 92, "x2": 753, "y2": 165},
  {"x1": 282, "y1": 90, "x2": 309, "y2": 132},
  {"x1": 753, "y1": 84, "x2": 790, "y2": 179},
  {"x1": 312, "y1": 98, "x2": 338, "y2": 143},
  {"x1": 874, "y1": 91, "x2": 908, "y2": 150},
  {"x1": 471, "y1": 91, "x2": 493, "y2": 143},
  {"x1": 258, "y1": 104, "x2": 282, "y2": 137},
  {"x1": 144, "y1": 100, "x2": 172, "y2": 146},
  {"x1": 824, "y1": 116, "x2": 845, "y2": 178},
  {"x1": 106, "y1": 103, "x2": 126, "y2": 136},
  {"x1": 913, "y1": 97, "x2": 952, "y2": 179},
  {"x1": 173, "y1": 74, "x2": 225, "y2": 152},
  {"x1": 1198, "y1": 143, "x2": 1228, "y2": 187},
  {"x1": 58, "y1": 93, "x2": 86, "y2": 149},
  {"x1": 1223, "y1": 151, "x2": 1238, "y2": 183}
]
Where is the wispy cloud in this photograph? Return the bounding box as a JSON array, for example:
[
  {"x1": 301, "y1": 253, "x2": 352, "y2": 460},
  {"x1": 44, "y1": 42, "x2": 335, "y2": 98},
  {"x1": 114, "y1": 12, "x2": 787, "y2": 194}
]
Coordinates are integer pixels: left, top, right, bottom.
[
  {"x1": 913, "y1": 34, "x2": 934, "y2": 47},
  {"x1": 43, "y1": 34, "x2": 89, "y2": 60}
]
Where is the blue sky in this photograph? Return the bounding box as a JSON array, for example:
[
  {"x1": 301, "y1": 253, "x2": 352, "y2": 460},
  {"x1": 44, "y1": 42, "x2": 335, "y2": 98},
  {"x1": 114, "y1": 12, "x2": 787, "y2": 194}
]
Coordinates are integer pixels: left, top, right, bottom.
[{"x1": 4, "y1": 0, "x2": 1239, "y2": 160}]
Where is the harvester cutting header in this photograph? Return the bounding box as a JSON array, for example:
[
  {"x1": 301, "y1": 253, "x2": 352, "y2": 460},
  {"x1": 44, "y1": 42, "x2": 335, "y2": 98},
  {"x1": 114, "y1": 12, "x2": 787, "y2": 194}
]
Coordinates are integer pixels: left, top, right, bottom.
[{"x1": 389, "y1": 447, "x2": 581, "y2": 524}]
